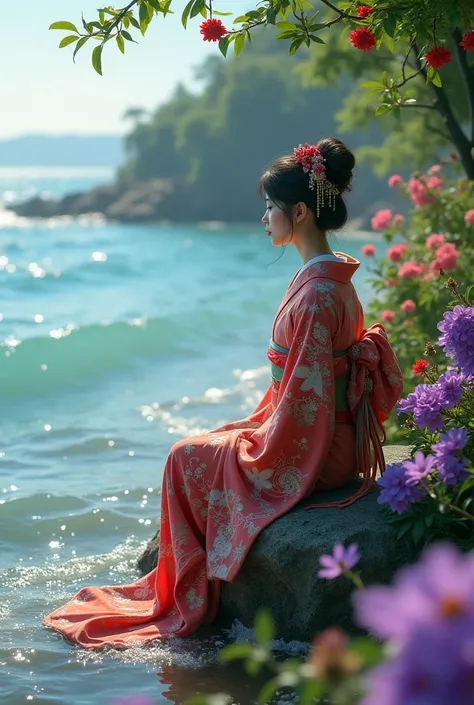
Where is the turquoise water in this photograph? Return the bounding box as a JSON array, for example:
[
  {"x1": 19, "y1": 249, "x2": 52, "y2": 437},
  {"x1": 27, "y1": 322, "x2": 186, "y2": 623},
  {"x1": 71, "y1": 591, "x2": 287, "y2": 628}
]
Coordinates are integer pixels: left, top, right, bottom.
[{"x1": 0, "y1": 168, "x2": 377, "y2": 704}]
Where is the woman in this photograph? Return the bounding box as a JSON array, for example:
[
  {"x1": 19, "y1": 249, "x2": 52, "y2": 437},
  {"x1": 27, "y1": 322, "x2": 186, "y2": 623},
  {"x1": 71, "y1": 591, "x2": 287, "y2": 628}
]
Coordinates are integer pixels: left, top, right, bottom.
[{"x1": 44, "y1": 137, "x2": 403, "y2": 649}]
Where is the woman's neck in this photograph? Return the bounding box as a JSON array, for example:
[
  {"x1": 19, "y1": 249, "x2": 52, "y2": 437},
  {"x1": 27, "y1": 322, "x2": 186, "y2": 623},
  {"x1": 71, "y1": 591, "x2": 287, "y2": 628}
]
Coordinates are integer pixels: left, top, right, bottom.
[{"x1": 293, "y1": 237, "x2": 335, "y2": 265}]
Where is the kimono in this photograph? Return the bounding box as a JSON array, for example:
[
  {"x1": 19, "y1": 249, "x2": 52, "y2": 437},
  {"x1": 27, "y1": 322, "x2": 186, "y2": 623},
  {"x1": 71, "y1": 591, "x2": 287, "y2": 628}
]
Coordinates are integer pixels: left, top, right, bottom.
[{"x1": 43, "y1": 253, "x2": 403, "y2": 649}]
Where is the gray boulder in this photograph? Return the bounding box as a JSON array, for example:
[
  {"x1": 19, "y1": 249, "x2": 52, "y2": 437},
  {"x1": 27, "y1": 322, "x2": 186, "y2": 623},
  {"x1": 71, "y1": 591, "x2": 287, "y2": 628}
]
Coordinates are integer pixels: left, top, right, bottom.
[{"x1": 137, "y1": 446, "x2": 416, "y2": 641}]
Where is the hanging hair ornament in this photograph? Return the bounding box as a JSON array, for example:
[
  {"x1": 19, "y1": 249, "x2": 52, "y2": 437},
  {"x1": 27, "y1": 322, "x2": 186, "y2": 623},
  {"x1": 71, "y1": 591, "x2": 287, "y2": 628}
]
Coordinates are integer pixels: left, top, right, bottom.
[{"x1": 293, "y1": 143, "x2": 340, "y2": 217}]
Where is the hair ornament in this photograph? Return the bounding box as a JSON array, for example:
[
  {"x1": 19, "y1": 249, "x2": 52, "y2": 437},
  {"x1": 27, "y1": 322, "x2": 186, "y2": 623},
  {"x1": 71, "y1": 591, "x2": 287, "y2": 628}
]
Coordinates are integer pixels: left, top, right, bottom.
[{"x1": 293, "y1": 143, "x2": 340, "y2": 216}]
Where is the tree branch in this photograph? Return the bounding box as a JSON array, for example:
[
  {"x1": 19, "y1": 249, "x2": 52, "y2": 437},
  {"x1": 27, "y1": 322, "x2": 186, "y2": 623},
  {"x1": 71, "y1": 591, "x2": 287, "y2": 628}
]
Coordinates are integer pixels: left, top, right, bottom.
[
  {"x1": 413, "y1": 42, "x2": 474, "y2": 178},
  {"x1": 317, "y1": 0, "x2": 360, "y2": 21},
  {"x1": 400, "y1": 103, "x2": 438, "y2": 110},
  {"x1": 452, "y1": 28, "x2": 474, "y2": 143}
]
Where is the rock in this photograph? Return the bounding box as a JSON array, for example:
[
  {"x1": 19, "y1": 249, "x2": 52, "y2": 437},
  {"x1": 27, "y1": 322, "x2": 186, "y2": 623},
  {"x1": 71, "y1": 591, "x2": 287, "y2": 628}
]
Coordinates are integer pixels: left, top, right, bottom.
[{"x1": 137, "y1": 446, "x2": 416, "y2": 641}]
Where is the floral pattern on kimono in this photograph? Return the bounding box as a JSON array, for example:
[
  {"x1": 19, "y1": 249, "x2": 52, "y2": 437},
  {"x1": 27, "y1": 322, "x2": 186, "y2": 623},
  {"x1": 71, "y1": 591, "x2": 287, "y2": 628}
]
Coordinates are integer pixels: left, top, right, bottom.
[{"x1": 43, "y1": 253, "x2": 403, "y2": 649}]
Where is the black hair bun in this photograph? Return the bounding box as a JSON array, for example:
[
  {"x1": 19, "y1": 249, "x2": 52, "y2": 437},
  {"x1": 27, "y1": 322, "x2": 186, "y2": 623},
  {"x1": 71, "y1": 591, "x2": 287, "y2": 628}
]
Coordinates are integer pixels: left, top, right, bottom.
[{"x1": 316, "y1": 137, "x2": 355, "y2": 194}]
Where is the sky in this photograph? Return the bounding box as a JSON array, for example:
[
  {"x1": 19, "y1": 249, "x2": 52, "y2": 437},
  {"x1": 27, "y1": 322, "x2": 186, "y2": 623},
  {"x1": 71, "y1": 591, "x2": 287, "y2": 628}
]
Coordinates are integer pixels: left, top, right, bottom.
[{"x1": 2, "y1": 0, "x2": 247, "y2": 138}]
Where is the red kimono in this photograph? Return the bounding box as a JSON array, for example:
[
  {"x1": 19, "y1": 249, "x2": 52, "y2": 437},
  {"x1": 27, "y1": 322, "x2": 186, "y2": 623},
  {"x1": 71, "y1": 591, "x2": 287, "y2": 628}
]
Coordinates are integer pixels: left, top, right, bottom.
[{"x1": 44, "y1": 253, "x2": 403, "y2": 648}]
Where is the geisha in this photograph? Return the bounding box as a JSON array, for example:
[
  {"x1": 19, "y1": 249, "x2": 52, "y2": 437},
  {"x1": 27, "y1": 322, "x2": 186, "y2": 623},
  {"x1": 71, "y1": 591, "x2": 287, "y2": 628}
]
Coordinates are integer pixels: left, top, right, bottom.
[{"x1": 44, "y1": 136, "x2": 403, "y2": 649}]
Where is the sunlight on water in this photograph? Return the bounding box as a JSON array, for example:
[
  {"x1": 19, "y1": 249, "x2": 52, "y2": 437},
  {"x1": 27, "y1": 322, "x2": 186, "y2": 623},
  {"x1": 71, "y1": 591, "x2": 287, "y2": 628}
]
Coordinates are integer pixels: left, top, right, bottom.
[{"x1": 0, "y1": 169, "x2": 378, "y2": 704}]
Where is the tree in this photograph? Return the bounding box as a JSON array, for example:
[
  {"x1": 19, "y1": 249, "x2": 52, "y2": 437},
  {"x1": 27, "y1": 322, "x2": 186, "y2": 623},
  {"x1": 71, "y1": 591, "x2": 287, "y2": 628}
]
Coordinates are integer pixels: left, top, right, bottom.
[{"x1": 50, "y1": 1, "x2": 474, "y2": 177}]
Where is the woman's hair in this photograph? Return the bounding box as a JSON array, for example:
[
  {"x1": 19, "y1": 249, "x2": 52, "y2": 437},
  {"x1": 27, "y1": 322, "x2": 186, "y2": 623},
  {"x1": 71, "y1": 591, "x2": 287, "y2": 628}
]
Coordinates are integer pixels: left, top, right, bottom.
[{"x1": 258, "y1": 137, "x2": 355, "y2": 232}]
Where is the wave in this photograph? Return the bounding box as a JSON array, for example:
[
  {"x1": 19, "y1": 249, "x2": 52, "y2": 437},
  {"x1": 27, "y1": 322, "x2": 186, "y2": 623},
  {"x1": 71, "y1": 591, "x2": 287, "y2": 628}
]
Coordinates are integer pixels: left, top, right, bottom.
[{"x1": 0, "y1": 317, "x2": 198, "y2": 400}]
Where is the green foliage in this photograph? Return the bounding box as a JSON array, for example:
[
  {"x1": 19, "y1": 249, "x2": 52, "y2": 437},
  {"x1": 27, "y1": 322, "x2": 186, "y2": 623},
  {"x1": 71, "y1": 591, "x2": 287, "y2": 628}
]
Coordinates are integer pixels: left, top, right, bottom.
[
  {"x1": 185, "y1": 610, "x2": 383, "y2": 705},
  {"x1": 116, "y1": 43, "x2": 390, "y2": 223},
  {"x1": 365, "y1": 161, "x2": 474, "y2": 390}
]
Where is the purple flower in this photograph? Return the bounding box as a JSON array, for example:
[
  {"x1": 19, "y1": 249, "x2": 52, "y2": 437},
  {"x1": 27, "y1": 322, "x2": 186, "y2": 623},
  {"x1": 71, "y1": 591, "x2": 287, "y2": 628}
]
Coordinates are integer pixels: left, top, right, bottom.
[
  {"x1": 361, "y1": 624, "x2": 474, "y2": 705},
  {"x1": 353, "y1": 543, "x2": 474, "y2": 646},
  {"x1": 398, "y1": 384, "x2": 445, "y2": 432},
  {"x1": 432, "y1": 428, "x2": 469, "y2": 486},
  {"x1": 438, "y1": 305, "x2": 474, "y2": 378},
  {"x1": 318, "y1": 543, "x2": 360, "y2": 579},
  {"x1": 436, "y1": 455, "x2": 469, "y2": 487},
  {"x1": 377, "y1": 463, "x2": 426, "y2": 513},
  {"x1": 437, "y1": 370, "x2": 464, "y2": 405},
  {"x1": 433, "y1": 427, "x2": 468, "y2": 456},
  {"x1": 402, "y1": 451, "x2": 436, "y2": 486}
]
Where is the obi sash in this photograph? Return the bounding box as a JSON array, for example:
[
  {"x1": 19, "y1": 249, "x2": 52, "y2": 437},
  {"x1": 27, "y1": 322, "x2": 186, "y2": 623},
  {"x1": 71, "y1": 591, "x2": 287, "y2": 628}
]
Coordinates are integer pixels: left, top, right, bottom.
[{"x1": 267, "y1": 325, "x2": 402, "y2": 508}]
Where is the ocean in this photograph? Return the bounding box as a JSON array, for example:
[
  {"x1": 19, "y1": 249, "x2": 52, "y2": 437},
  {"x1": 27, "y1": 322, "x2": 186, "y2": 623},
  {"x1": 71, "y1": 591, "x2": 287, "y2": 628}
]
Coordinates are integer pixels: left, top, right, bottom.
[{"x1": 0, "y1": 167, "x2": 377, "y2": 705}]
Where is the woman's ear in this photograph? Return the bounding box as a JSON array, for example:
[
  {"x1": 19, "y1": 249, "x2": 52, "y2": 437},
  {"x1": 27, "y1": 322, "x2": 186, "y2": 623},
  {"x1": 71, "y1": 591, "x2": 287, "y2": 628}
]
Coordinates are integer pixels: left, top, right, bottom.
[{"x1": 294, "y1": 201, "x2": 307, "y2": 223}]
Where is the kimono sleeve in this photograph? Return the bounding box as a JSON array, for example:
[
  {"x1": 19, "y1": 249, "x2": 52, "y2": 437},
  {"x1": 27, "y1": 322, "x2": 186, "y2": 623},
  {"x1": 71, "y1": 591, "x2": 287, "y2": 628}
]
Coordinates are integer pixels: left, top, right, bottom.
[{"x1": 239, "y1": 290, "x2": 336, "y2": 488}]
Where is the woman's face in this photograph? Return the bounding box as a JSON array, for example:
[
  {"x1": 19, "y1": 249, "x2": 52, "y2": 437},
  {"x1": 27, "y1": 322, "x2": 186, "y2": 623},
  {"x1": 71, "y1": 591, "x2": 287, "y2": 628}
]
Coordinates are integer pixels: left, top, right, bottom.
[{"x1": 261, "y1": 196, "x2": 292, "y2": 247}]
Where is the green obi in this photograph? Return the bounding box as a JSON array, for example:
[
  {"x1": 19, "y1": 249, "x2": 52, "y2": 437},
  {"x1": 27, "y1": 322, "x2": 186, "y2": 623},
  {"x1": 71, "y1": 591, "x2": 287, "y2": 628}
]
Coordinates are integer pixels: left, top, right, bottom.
[{"x1": 268, "y1": 340, "x2": 350, "y2": 413}]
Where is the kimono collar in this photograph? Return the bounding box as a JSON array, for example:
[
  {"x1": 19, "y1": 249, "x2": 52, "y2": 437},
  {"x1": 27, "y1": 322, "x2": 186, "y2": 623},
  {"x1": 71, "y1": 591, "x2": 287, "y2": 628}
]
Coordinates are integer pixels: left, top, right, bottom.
[
  {"x1": 289, "y1": 252, "x2": 360, "y2": 289},
  {"x1": 273, "y1": 252, "x2": 360, "y2": 332}
]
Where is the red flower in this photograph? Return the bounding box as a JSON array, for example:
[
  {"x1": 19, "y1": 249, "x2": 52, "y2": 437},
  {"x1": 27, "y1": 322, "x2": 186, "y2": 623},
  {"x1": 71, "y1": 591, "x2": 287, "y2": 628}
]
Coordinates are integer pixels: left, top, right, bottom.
[
  {"x1": 459, "y1": 30, "x2": 474, "y2": 52},
  {"x1": 199, "y1": 18, "x2": 227, "y2": 42},
  {"x1": 356, "y1": 5, "x2": 372, "y2": 18},
  {"x1": 412, "y1": 359, "x2": 429, "y2": 377},
  {"x1": 350, "y1": 27, "x2": 376, "y2": 51},
  {"x1": 425, "y1": 46, "x2": 452, "y2": 69}
]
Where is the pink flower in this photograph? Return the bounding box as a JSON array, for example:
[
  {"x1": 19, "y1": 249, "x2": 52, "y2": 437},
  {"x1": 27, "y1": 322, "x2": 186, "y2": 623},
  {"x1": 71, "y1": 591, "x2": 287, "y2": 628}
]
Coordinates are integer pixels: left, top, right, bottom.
[
  {"x1": 424, "y1": 272, "x2": 435, "y2": 281},
  {"x1": 398, "y1": 260, "x2": 425, "y2": 278},
  {"x1": 393, "y1": 214, "x2": 405, "y2": 227},
  {"x1": 386, "y1": 277, "x2": 397, "y2": 287},
  {"x1": 401, "y1": 299, "x2": 416, "y2": 313},
  {"x1": 361, "y1": 244, "x2": 376, "y2": 256},
  {"x1": 371, "y1": 209, "x2": 392, "y2": 231},
  {"x1": 426, "y1": 176, "x2": 443, "y2": 191},
  {"x1": 433, "y1": 243, "x2": 459, "y2": 271},
  {"x1": 318, "y1": 543, "x2": 360, "y2": 579},
  {"x1": 381, "y1": 310, "x2": 396, "y2": 323},
  {"x1": 465, "y1": 209, "x2": 474, "y2": 226},
  {"x1": 406, "y1": 178, "x2": 435, "y2": 208},
  {"x1": 426, "y1": 233, "x2": 445, "y2": 250},
  {"x1": 387, "y1": 243, "x2": 409, "y2": 262},
  {"x1": 388, "y1": 175, "x2": 403, "y2": 187},
  {"x1": 428, "y1": 164, "x2": 441, "y2": 175}
]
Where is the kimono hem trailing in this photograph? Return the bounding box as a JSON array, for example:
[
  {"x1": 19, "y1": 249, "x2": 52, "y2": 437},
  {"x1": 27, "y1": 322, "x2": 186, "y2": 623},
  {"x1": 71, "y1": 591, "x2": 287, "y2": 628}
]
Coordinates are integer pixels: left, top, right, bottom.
[{"x1": 43, "y1": 253, "x2": 403, "y2": 649}]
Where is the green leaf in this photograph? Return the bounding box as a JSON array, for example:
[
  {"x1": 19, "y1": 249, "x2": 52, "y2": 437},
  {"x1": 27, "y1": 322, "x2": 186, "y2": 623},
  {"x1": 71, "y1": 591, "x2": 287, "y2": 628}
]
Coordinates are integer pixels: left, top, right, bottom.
[
  {"x1": 59, "y1": 35, "x2": 79, "y2": 48},
  {"x1": 234, "y1": 32, "x2": 245, "y2": 56},
  {"x1": 258, "y1": 677, "x2": 281, "y2": 705},
  {"x1": 218, "y1": 34, "x2": 232, "y2": 57},
  {"x1": 129, "y1": 15, "x2": 141, "y2": 29},
  {"x1": 308, "y1": 34, "x2": 325, "y2": 44},
  {"x1": 254, "y1": 610, "x2": 275, "y2": 644},
  {"x1": 289, "y1": 35, "x2": 304, "y2": 55},
  {"x1": 234, "y1": 14, "x2": 250, "y2": 23},
  {"x1": 465, "y1": 284, "x2": 474, "y2": 305},
  {"x1": 190, "y1": 0, "x2": 206, "y2": 20},
  {"x1": 375, "y1": 104, "x2": 390, "y2": 116},
  {"x1": 298, "y1": 679, "x2": 325, "y2": 705},
  {"x1": 383, "y1": 13, "x2": 397, "y2": 38},
  {"x1": 121, "y1": 30, "x2": 136, "y2": 42},
  {"x1": 361, "y1": 81, "x2": 385, "y2": 90},
  {"x1": 275, "y1": 30, "x2": 298, "y2": 39},
  {"x1": 411, "y1": 518, "x2": 426, "y2": 544},
  {"x1": 350, "y1": 637, "x2": 384, "y2": 667},
  {"x1": 293, "y1": 0, "x2": 314, "y2": 10},
  {"x1": 213, "y1": 10, "x2": 233, "y2": 15},
  {"x1": 427, "y1": 66, "x2": 442, "y2": 88},
  {"x1": 218, "y1": 642, "x2": 253, "y2": 662},
  {"x1": 139, "y1": 2, "x2": 151, "y2": 34},
  {"x1": 73, "y1": 35, "x2": 89, "y2": 61},
  {"x1": 147, "y1": 0, "x2": 162, "y2": 11},
  {"x1": 245, "y1": 10, "x2": 263, "y2": 19},
  {"x1": 92, "y1": 44, "x2": 103, "y2": 75},
  {"x1": 116, "y1": 33, "x2": 125, "y2": 53},
  {"x1": 123, "y1": 14, "x2": 130, "y2": 27},
  {"x1": 276, "y1": 21, "x2": 297, "y2": 30},
  {"x1": 49, "y1": 21, "x2": 79, "y2": 33}
]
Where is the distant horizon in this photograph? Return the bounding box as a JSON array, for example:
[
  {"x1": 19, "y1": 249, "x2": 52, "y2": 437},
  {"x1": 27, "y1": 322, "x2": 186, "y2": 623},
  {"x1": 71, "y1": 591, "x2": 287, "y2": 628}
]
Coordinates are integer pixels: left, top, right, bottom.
[
  {"x1": 3, "y1": 0, "x2": 247, "y2": 139},
  {"x1": 0, "y1": 132, "x2": 125, "y2": 140}
]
